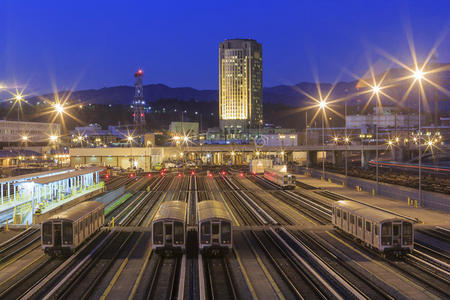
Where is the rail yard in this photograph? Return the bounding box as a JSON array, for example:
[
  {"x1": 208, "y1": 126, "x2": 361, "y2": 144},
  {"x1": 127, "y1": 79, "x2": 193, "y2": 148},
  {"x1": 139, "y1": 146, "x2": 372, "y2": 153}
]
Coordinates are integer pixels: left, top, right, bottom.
[{"x1": 0, "y1": 169, "x2": 449, "y2": 300}]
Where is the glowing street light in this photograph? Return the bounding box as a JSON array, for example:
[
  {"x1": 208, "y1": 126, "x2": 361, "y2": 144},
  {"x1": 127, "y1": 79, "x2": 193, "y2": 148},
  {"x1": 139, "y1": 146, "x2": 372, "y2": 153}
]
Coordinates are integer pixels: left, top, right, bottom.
[
  {"x1": 49, "y1": 135, "x2": 58, "y2": 142},
  {"x1": 413, "y1": 69, "x2": 424, "y2": 80},
  {"x1": 411, "y1": 68, "x2": 426, "y2": 205},
  {"x1": 21, "y1": 135, "x2": 28, "y2": 141},
  {"x1": 54, "y1": 103, "x2": 65, "y2": 114},
  {"x1": 319, "y1": 100, "x2": 327, "y2": 109}
]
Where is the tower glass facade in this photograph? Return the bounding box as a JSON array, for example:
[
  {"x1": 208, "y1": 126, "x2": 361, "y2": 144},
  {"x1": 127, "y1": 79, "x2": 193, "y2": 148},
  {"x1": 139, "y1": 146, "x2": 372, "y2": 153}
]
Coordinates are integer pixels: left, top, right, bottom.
[{"x1": 219, "y1": 39, "x2": 262, "y2": 138}]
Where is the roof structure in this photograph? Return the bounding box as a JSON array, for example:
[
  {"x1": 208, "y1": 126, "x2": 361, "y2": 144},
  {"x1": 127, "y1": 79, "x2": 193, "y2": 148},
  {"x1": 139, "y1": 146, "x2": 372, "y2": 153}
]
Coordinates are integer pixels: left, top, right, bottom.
[
  {"x1": 32, "y1": 167, "x2": 104, "y2": 185},
  {"x1": 198, "y1": 200, "x2": 231, "y2": 222},
  {"x1": 153, "y1": 201, "x2": 187, "y2": 222},
  {"x1": 47, "y1": 201, "x2": 104, "y2": 221},
  {"x1": 334, "y1": 200, "x2": 410, "y2": 223},
  {"x1": 0, "y1": 168, "x2": 74, "y2": 184}
]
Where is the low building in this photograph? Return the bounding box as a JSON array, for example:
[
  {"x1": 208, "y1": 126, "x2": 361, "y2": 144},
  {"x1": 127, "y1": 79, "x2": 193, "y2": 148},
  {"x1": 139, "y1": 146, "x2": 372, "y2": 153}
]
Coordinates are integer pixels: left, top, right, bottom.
[
  {"x1": 346, "y1": 107, "x2": 423, "y2": 130},
  {"x1": 0, "y1": 120, "x2": 61, "y2": 146},
  {"x1": 169, "y1": 122, "x2": 199, "y2": 139}
]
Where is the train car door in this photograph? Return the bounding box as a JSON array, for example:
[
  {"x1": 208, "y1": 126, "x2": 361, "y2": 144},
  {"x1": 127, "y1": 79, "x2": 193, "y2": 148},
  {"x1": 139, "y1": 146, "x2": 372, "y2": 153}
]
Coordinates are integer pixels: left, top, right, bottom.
[
  {"x1": 212, "y1": 222, "x2": 220, "y2": 245},
  {"x1": 165, "y1": 223, "x2": 173, "y2": 247},
  {"x1": 392, "y1": 222, "x2": 401, "y2": 247},
  {"x1": 53, "y1": 223, "x2": 62, "y2": 248}
]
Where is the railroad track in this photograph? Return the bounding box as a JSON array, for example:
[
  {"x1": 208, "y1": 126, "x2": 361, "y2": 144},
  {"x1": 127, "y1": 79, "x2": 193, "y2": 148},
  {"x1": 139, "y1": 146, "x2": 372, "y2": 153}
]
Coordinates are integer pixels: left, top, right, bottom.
[
  {"x1": 217, "y1": 176, "x2": 271, "y2": 226},
  {"x1": 333, "y1": 230, "x2": 450, "y2": 299},
  {"x1": 229, "y1": 176, "x2": 293, "y2": 225},
  {"x1": 250, "y1": 175, "x2": 331, "y2": 224},
  {"x1": 24, "y1": 176, "x2": 167, "y2": 299},
  {"x1": 203, "y1": 255, "x2": 237, "y2": 300},
  {"x1": 247, "y1": 230, "x2": 325, "y2": 299},
  {"x1": 294, "y1": 230, "x2": 394, "y2": 299},
  {"x1": 146, "y1": 255, "x2": 182, "y2": 299},
  {"x1": 0, "y1": 228, "x2": 41, "y2": 266}
]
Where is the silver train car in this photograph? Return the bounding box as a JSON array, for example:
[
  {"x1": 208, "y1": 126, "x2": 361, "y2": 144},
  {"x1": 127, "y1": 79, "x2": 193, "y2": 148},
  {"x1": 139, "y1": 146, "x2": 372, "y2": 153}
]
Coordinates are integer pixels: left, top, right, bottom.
[
  {"x1": 152, "y1": 201, "x2": 187, "y2": 253},
  {"x1": 332, "y1": 200, "x2": 414, "y2": 255},
  {"x1": 264, "y1": 168, "x2": 296, "y2": 189},
  {"x1": 41, "y1": 201, "x2": 105, "y2": 255},
  {"x1": 198, "y1": 200, "x2": 232, "y2": 253}
]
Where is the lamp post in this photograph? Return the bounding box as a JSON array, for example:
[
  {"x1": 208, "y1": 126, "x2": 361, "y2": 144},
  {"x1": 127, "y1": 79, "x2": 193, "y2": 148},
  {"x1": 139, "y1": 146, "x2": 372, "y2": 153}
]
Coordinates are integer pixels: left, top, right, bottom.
[
  {"x1": 344, "y1": 99, "x2": 348, "y2": 179},
  {"x1": 15, "y1": 94, "x2": 23, "y2": 121},
  {"x1": 319, "y1": 100, "x2": 327, "y2": 179},
  {"x1": 413, "y1": 69, "x2": 424, "y2": 206},
  {"x1": 372, "y1": 85, "x2": 381, "y2": 194},
  {"x1": 127, "y1": 135, "x2": 134, "y2": 170}
]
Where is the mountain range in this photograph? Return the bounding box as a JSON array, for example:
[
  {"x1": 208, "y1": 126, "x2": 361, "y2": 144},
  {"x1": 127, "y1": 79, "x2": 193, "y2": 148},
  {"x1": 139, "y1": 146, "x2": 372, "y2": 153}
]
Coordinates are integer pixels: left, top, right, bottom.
[{"x1": 4, "y1": 64, "x2": 450, "y2": 112}]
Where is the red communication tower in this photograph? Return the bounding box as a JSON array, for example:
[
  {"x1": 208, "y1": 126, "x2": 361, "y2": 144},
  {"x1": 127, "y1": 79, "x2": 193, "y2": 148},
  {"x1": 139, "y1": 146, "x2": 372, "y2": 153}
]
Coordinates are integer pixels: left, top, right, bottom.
[{"x1": 133, "y1": 69, "x2": 146, "y2": 134}]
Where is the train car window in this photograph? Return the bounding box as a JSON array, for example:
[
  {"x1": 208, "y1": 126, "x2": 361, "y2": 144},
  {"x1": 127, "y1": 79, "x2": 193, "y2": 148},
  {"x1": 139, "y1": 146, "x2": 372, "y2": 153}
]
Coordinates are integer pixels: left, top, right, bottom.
[
  {"x1": 42, "y1": 222, "x2": 52, "y2": 244},
  {"x1": 153, "y1": 222, "x2": 163, "y2": 244},
  {"x1": 74, "y1": 222, "x2": 78, "y2": 235},
  {"x1": 221, "y1": 221, "x2": 231, "y2": 243},
  {"x1": 201, "y1": 222, "x2": 210, "y2": 235},
  {"x1": 201, "y1": 221, "x2": 210, "y2": 244},
  {"x1": 357, "y1": 218, "x2": 362, "y2": 228},
  {"x1": 374, "y1": 225, "x2": 379, "y2": 235},
  {"x1": 402, "y1": 222, "x2": 412, "y2": 245},
  {"x1": 63, "y1": 222, "x2": 73, "y2": 244},
  {"x1": 366, "y1": 221, "x2": 371, "y2": 232},
  {"x1": 212, "y1": 223, "x2": 220, "y2": 235},
  {"x1": 174, "y1": 222, "x2": 184, "y2": 244},
  {"x1": 350, "y1": 215, "x2": 355, "y2": 224},
  {"x1": 381, "y1": 223, "x2": 392, "y2": 245},
  {"x1": 343, "y1": 212, "x2": 347, "y2": 221},
  {"x1": 336, "y1": 209, "x2": 341, "y2": 218},
  {"x1": 393, "y1": 224, "x2": 399, "y2": 236}
]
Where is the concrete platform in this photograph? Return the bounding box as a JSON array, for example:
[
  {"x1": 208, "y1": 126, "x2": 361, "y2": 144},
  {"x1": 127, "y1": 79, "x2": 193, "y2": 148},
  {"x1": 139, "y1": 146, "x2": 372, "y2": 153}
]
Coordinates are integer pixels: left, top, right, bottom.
[
  {"x1": 0, "y1": 226, "x2": 26, "y2": 245},
  {"x1": 295, "y1": 174, "x2": 450, "y2": 228}
]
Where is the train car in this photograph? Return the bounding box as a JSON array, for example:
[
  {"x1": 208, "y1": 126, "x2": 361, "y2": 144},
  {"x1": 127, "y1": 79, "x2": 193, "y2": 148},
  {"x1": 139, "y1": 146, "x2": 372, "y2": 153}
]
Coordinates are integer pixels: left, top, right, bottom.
[
  {"x1": 152, "y1": 201, "x2": 187, "y2": 253},
  {"x1": 332, "y1": 200, "x2": 413, "y2": 256},
  {"x1": 264, "y1": 168, "x2": 296, "y2": 189},
  {"x1": 198, "y1": 200, "x2": 232, "y2": 254},
  {"x1": 41, "y1": 201, "x2": 105, "y2": 255}
]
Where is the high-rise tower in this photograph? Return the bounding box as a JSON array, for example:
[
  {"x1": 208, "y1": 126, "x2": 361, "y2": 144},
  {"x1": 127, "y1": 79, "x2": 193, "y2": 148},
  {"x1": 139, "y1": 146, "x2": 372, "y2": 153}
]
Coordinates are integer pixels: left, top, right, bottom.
[
  {"x1": 219, "y1": 39, "x2": 263, "y2": 137},
  {"x1": 133, "y1": 69, "x2": 146, "y2": 134}
]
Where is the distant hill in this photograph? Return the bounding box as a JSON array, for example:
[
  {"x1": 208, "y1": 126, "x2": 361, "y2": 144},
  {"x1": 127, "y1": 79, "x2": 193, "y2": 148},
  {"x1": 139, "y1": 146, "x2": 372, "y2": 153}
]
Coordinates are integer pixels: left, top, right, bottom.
[{"x1": 9, "y1": 64, "x2": 450, "y2": 113}]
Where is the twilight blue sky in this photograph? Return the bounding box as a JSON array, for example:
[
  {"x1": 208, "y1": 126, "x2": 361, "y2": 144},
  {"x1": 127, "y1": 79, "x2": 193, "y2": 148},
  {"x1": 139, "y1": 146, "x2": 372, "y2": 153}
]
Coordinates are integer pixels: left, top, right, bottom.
[{"x1": 0, "y1": 0, "x2": 449, "y2": 94}]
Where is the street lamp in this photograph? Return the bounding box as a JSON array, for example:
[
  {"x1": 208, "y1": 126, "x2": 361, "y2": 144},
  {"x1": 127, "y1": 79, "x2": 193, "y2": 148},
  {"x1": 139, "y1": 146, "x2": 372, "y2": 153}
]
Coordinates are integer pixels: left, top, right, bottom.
[
  {"x1": 372, "y1": 85, "x2": 382, "y2": 194},
  {"x1": 413, "y1": 68, "x2": 425, "y2": 205},
  {"x1": 54, "y1": 103, "x2": 65, "y2": 114},
  {"x1": 14, "y1": 93, "x2": 24, "y2": 121},
  {"x1": 127, "y1": 135, "x2": 134, "y2": 169},
  {"x1": 318, "y1": 100, "x2": 327, "y2": 179}
]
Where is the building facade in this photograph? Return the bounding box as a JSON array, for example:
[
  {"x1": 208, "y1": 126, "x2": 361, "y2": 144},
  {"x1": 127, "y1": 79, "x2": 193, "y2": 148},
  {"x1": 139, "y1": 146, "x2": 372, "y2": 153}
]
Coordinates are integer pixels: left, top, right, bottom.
[
  {"x1": 0, "y1": 120, "x2": 61, "y2": 145},
  {"x1": 219, "y1": 39, "x2": 263, "y2": 137},
  {"x1": 346, "y1": 107, "x2": 423, "y2": 131}
]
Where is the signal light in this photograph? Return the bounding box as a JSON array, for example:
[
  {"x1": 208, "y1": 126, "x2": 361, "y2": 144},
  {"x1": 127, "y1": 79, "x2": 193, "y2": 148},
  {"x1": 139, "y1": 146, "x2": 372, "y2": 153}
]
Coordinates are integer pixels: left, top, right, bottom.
[
  {"x1": 160, "y1": 171, "x2": 165, "y2": 176},
  {"x1": 191, "y1": 171, "x2": 195, "y2": 175},
  {"x1": 221, "y1": 171, "x2": 226, "y2": 175},
  {"x1": 178, "y1": 173, "x2": 182, "y2": 177},
  {"x1": 240, "y1": 172, "x2": 244, "y2": 177},
  {"x1": 130, "y1": 173, "x2": 134, "y2": 178},
  {"x1": 252, "y1": 171, "x2": 256, "y2": 175},
  {"x1": 208, "y1": 173, "x2": 213, "y2": 178},
  {"x1": 105, "y1": 174, "x2": 110, "y2": 179},
  {"x1": 147, "y1": 173, "x2": 152, "y2": 178},
  {"x1": 163, "y1": 168, "x2": 167, "y2": 172}
]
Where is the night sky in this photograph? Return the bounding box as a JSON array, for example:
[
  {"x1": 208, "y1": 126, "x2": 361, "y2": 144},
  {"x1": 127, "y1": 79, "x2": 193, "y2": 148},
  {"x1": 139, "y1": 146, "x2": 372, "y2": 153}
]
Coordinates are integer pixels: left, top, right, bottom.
[{"x1": 0, "y1": 0, "x2": 449, "y2": 94}]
